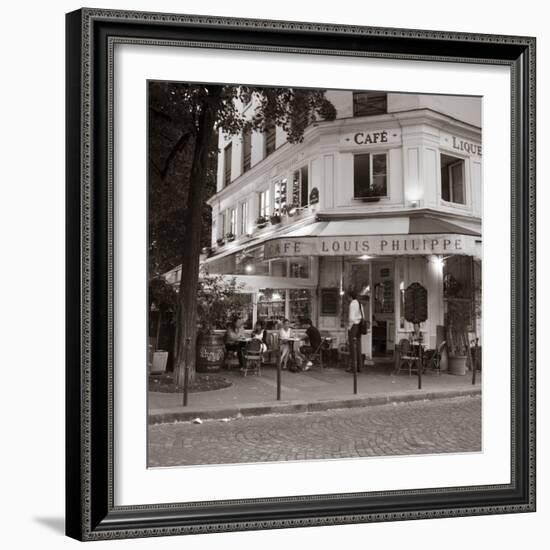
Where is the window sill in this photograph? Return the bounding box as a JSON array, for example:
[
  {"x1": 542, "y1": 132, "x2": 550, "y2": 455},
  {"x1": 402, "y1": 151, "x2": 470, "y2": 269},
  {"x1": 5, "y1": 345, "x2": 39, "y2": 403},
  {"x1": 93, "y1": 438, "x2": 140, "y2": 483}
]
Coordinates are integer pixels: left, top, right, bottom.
[
  {"x1": 352, "y1": 196, "x2": 389, "y2": 203},
  {"x1": 439, "y1": 199, "x2": 470, "y2": 210}
]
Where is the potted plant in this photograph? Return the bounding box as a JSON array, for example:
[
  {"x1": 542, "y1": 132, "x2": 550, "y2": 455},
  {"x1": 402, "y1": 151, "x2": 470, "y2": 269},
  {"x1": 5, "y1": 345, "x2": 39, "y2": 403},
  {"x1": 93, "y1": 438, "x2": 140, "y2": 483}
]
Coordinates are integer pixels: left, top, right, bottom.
[
  {"x1": 446, "y1": 300, "x2": 472, "y2": 375},
  {"x1": 195, "y1": 270, "x2": 250, "y2": 373},
  {"x1": 255, "y1": 215, "x2": 268, "y2": 228},
  {"x1": 359, "y1": 184, "x2": 385, "y2": 202},
  {"x1": 216, "y1": 236, "x2": 225, "y2": 246},
  {"x1": 270, "y1": 213, "x2": 281, "y2": 225},
  {"x1": 226, "y1": 232, "x2": 235, "y2": 242},
  {"x1": 284, "y1": 203, "x2": 299, "y2": 217}
]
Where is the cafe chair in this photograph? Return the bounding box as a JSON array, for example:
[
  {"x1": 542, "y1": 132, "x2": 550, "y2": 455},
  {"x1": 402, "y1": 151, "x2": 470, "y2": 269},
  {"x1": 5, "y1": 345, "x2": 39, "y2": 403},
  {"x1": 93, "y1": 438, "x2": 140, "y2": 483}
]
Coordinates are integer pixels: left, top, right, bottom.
[
  {"x1": 308, "y1": 337, "x2": 332, "y2": 369},
  {"x1": 395, "y1": 338, "x2": 420, "y2": 376},
  {"x1": 263, "y1": 332, "x2": 280, "y2": 366},
  {"x1": 242, "y1": 338, "x2": 262, "y2": 377},
  {"x1": 422, "y1": 340, "x2": 446, "y2": 375}
]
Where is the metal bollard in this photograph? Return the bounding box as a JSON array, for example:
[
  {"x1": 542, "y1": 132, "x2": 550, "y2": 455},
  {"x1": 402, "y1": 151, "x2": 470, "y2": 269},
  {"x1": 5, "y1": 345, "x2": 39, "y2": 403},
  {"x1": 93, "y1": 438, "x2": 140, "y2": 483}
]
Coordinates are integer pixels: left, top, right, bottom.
[
  {"x1": 183, "y1": 337, "x2": 191, "y2": 407},
  {"x1": 353, "y1": 337, "x2": 358, "y2": 395},
  {"x1": 417, "y1": 344, "x2": 422, "y2": 390},
  {"x1": 276, "y1": 358, "x2": 281, "y2": 401}
]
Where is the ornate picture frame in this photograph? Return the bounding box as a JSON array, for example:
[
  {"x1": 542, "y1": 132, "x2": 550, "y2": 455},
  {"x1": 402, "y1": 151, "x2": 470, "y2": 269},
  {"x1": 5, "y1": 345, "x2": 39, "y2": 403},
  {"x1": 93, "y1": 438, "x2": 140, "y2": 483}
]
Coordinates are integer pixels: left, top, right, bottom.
[{"x1": 65, "y1": 8, "x2": 536, "y2": 541}]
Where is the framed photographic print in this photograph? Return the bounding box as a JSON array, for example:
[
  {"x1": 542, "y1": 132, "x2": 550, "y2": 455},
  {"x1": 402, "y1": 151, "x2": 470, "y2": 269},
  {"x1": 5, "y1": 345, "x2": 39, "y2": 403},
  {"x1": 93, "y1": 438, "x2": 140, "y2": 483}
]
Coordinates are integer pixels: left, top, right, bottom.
[{"x1": 65, "y1": 8, "x2": 536, "y2": 541}]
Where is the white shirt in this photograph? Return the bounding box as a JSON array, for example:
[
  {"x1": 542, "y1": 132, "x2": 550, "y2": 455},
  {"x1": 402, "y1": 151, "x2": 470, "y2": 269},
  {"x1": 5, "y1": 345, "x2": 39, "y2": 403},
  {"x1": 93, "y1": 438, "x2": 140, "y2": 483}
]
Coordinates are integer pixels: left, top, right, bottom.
[
  {"x1": 279, "y1": 327, "x2": 292, "y2": 341},
  {"x1": 348, "y1": 299, "x2": 363, "y2": 329}
]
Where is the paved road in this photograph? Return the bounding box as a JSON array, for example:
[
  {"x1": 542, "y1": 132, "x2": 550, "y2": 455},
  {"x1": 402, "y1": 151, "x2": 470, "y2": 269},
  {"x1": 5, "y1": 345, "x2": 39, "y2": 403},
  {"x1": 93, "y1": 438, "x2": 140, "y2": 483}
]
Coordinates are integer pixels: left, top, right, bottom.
[{"x1": 148, "y1": 396, "x2": 481, "y2": 467}]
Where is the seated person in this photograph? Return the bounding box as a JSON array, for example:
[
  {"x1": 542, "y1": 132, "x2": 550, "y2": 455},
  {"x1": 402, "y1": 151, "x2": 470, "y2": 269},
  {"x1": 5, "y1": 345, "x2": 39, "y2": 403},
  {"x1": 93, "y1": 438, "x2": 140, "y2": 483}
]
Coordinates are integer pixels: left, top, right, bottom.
[
  {"x1": 251, "y1": 328, "x2": 268, "y2": 354},
  {"x1": 224, "y1": 317, "x2": 246, "y2": 367},
  {"x1": 278, "y1": 318, "x2": 293, "y2": 370},
  {"x1": 253, "y1": 320, "x2": 268, "y2": 345},
  {"x1": 295, "y1": 318, "x2": 322, "y2": 370}
]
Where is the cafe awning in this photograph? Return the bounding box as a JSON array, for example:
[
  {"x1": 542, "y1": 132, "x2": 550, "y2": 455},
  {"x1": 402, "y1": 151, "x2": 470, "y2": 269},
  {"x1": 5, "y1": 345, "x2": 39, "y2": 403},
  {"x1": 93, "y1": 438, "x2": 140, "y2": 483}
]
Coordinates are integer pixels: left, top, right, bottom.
[
  {"x1": 221, "y1": 274, "x2": 316, "y2": 293},
  {"x1": 283, "y1": 216, "x2": 480, "y2": 238},
  {"x1": 204, "y1": 214, "x2": 482, "y2": 266}
]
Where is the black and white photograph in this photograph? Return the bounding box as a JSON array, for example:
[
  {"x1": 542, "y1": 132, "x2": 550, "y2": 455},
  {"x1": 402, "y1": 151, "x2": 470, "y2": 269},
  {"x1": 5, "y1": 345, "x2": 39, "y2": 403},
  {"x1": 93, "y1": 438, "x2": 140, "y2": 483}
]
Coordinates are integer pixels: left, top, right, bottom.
[
  {"x1": 147, "y1": 84, "x2": 483, "y2": 468},
  {"x1": 0, "y1": 0, "x2": 538, "y2": 546}
]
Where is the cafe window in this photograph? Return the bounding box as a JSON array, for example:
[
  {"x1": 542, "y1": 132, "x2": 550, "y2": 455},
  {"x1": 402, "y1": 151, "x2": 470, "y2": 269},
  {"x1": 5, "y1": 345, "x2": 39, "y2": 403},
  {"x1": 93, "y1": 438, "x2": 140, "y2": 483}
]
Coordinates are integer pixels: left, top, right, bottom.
[
  {"x1": 289, "y1": 289, "x2": 312, "y2": 327},
  {"x1": 238, "y1": 246, "x2": 269, "y2": 276},
  {"x1": 257, "y1": 289, "x2": 286, "y2": 329},
  {"x1": 242, "y1": 129, "x2": 252, "y2": 173},
  {"x1": 239, "y1": 201, "x2": 248, "y2": 235},
  {"x1": 218, "y1": 211, "x2": 226, "y2": 239},
  {"x1": 223, "y1": 143, "x2": 232, "y2": 187},
  {"x1": 441, "y1": 154, "x2": 466, "y2": 205},
  {"x1": 240, "y1": 295, "x2": 254, "y2": 330},
  {"x1": 270, "y1": 259, "x2": 288, "y2": 277},
  {"x1": 289, "y1": 257, "x2": 310, "y2": 279},
  {"x1": 291, "y1": 166, "x2": 309, "y2": 209},
  {"x1": 320, "y1": 288, "x2": 339, "y2": 316},
  {"x1": 444, "y1": 255, "x2": 473, "y2": 300},
  {"x1": 273, "y1": 178, "x2": 288, "y2": 215},
  {"x1": 354, "y1": 153, "x2": 388, "y2": 199},
  {"x1": 258, "y1": 189, "x2": 270, "y2": 218},
  {"x1": 374, "y1": 281, "x2": 394, "y2": 313},
  {"x1": 264, "y1": 123, "x2": 277, "y2": 157},
  {"x1": 353, "y1": 92, "x2": 388, "y2": 117}
]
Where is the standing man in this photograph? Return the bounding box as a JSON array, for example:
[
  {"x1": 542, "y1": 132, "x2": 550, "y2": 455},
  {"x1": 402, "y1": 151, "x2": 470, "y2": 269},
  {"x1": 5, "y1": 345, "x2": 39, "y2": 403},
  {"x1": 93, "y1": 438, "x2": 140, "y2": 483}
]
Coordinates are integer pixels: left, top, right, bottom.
[{"x1": 346, "y1": 290, "x2": 363, "y2": 373}]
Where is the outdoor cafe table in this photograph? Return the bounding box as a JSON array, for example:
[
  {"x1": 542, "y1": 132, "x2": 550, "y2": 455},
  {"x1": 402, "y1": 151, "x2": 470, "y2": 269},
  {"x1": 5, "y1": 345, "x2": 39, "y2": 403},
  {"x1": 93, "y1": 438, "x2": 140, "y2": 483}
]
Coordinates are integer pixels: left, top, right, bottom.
[{"x1": 280, "y1": 337, "x2": 302, "y2": 369}]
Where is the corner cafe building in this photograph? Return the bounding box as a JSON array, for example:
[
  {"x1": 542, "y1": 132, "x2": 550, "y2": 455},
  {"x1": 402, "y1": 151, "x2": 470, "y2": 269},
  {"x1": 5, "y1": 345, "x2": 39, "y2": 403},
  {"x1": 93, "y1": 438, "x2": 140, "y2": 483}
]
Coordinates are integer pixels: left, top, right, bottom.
[{"x1": 197, "y1": 91, "x2": 483, "y2": 358}]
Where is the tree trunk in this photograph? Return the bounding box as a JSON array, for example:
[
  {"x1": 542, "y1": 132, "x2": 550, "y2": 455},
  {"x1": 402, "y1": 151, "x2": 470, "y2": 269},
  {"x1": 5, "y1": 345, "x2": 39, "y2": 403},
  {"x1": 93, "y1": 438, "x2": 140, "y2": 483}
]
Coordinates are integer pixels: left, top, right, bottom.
[{"x1": 174, "y1": 89, "x2": 221, "y2": 386}]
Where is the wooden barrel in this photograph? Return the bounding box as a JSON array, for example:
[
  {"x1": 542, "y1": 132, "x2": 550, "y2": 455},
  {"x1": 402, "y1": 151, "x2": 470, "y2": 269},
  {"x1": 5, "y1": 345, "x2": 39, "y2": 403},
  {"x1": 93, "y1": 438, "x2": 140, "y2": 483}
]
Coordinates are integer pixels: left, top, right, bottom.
[{"x1": 196, "y1": 332, "x2": 225, "y2": 373}]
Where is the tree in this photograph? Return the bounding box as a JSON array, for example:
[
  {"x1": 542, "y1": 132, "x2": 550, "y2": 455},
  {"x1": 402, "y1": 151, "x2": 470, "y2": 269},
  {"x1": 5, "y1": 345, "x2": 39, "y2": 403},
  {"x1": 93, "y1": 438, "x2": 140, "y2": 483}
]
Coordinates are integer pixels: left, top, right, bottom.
[
  {"x1": 196, "y1": 269, "x2": 251, "y2": 333},
  {"x1": 149, "y1": 83, "x2": 336, "y2": 385}
]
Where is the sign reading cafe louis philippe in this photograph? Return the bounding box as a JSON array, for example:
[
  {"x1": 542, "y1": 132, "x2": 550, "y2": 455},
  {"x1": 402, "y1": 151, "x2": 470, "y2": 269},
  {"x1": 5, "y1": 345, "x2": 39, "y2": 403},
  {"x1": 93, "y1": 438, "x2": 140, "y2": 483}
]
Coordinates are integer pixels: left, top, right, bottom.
[{"x1": 264, "y1": 234, "x2": 480, "y2": 260}]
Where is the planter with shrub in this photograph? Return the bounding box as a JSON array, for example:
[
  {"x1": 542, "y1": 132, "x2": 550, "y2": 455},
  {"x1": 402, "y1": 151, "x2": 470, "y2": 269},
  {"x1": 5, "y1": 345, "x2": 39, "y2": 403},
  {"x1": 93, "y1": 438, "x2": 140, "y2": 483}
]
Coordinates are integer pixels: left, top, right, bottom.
[
  {"x1": 446, "y1": 300, "x2": 472, "y2": 376},
  {"x1": 196, "y1": 271, "x2": 250, "y2": 373},
  {"x1": 255, "y1": 215, "x2": 268, "y2": 229}
]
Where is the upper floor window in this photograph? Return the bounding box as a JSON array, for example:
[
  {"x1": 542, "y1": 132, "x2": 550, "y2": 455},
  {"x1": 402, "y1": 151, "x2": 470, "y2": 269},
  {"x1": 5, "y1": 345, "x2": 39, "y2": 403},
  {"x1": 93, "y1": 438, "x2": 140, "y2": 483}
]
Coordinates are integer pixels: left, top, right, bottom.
[
  {"x1": 242, "y1": 129, "x2": 252, "y2": 173},
  {"x1": 292, "y1": 166, "x2": 309, "y2": 209},
  {"x1": 223, "y1": 143, "x2": 232, "y2": 187},
  {"x1": 239, "y1": 201, "x2": 249, "y2": 235},
  {"x1": 353, "y1": 92, "x2": 388, "y2": 117},
  {"x1": 441, "y1": 154, "x2": 465, "y2": 205},
  {"x1": 258, "y1": 189, "x2": 271, "y2": 218},
  {"x1": 353, "y1": 153, "x2": 388, "y2": 200},
  {"x1": 264, "y1": 123, "x2": 277, "y2": 157},
  {"x1": 218, "y1": 211, "x2": 226, "y2": 239},
  {"x1": 273, "y1": 178, "x2": 288, "y2": 215},
  {"x1": 228, "y1": 207, "x2": 237, "y2": 237}
]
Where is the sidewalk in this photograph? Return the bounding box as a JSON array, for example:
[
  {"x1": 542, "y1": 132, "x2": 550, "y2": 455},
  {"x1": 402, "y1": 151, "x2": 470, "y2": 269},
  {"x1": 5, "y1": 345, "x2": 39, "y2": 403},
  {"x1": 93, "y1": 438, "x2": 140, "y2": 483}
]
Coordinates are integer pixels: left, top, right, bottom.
[{"x1": 149, "y1": 363, "x2": 481, "y2": 424}]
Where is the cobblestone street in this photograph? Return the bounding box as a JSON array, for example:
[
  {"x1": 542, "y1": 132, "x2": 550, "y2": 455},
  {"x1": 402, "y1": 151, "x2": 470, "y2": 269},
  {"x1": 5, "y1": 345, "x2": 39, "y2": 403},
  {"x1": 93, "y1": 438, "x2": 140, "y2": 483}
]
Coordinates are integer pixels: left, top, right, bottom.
[{"x1": 148, "y1": 395, "x2": 481, "y2": 467}]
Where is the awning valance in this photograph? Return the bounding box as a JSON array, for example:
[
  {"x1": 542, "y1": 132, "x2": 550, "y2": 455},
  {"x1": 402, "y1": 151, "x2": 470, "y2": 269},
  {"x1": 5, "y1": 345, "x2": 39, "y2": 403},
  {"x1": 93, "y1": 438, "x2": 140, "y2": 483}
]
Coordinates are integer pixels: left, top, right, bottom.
[
  {"x1": 263, "y1": 233, "x2": 480, "y2": 259},
  {"x1": 221, "y1": 275, "x2": 316, "y2": 293}
]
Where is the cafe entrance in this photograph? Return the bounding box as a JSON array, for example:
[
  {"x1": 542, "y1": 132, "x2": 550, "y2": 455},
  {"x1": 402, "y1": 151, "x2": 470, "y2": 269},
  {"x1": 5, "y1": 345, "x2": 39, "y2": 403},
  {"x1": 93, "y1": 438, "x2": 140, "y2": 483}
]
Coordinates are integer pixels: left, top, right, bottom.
[{"x1": 348, "y1": 259, "x2": 396, "y2": 360}]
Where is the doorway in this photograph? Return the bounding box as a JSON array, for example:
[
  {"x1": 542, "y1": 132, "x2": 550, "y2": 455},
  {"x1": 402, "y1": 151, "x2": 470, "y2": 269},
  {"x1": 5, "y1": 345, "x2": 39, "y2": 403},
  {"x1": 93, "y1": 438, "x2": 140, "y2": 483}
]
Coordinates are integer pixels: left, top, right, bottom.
[{"x1": 371, "y1": 260, "x2": 396, "y2": 360}]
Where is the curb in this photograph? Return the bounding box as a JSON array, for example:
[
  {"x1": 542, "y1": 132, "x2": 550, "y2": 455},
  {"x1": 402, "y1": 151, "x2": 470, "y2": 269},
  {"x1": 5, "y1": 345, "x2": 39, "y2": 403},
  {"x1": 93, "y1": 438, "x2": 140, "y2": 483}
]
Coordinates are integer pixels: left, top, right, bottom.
[{"x1": 148, "y1": 386, "x2": 481, "y2": 425}]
